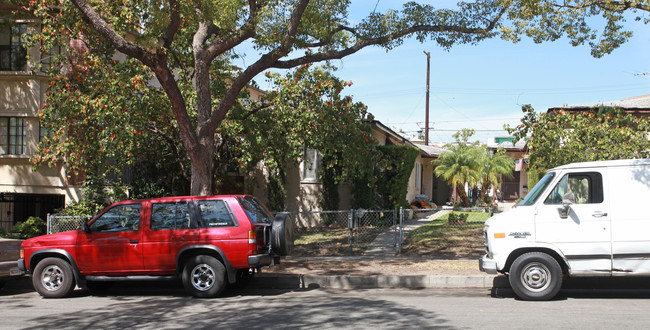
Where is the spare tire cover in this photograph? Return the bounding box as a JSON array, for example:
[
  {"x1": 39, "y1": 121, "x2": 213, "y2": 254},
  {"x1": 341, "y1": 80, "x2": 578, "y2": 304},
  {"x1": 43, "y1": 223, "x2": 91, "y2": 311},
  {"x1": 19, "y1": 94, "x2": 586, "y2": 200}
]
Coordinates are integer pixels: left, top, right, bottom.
[{"x1": 272, "y1": 213, "x2": 295, "y2": 256}]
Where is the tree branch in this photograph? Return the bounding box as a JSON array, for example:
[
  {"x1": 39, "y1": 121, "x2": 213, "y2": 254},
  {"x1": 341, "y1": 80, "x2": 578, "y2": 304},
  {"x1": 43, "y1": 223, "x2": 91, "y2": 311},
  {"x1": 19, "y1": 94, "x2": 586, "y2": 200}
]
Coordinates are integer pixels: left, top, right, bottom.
[
  {"x1": 201, "y1": 0, "x2": 311, "y2": 136},
  {"x1": 272, "y1": 2, "x2": 509, "y2": 68},
  {"x1": 554, "y1": 0, "x2": 650, "y2": 12},
  {"x1": 159, "y1": 0, "x2": 180, "y2": 49},
  {"x1": 69, "y1": 0, "x2": 200, "y2": 156}
]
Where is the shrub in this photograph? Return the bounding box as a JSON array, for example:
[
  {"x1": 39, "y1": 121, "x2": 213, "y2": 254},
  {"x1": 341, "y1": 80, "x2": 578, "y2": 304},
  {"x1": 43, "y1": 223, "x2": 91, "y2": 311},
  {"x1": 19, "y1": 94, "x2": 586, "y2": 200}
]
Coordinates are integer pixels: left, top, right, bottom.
[
  {"x1": 447, "y1": 212, "x2": 469, "y2": 225},
  {"x1": 12, "y1": 216, "x2": 47, "y2": 239}
]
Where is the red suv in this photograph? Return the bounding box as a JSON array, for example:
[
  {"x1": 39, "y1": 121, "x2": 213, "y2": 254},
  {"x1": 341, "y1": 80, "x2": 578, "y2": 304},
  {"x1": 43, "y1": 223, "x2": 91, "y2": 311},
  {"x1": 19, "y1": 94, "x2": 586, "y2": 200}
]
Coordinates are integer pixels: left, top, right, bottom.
[{"x1": 18, "y1": 195, "x2": 294, "y2": 298}]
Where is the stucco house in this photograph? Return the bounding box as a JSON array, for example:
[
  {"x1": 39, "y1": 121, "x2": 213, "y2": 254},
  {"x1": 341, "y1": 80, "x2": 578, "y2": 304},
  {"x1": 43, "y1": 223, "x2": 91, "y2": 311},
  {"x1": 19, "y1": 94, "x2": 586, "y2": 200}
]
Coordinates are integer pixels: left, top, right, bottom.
[
  {"x1": 0, "y1": 15, "x2": 81, "y2": 232},
  {"x1": 250, "y1": 120, "x2": 443, "y2": 212}
]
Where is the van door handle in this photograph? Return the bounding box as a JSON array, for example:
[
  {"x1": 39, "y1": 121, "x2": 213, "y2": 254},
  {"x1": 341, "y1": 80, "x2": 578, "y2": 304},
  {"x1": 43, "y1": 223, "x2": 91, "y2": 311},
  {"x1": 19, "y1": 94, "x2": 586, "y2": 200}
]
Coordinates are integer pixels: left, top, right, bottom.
[{"x1": 592, "y1": 212, "x2": 608, "y2": 218}]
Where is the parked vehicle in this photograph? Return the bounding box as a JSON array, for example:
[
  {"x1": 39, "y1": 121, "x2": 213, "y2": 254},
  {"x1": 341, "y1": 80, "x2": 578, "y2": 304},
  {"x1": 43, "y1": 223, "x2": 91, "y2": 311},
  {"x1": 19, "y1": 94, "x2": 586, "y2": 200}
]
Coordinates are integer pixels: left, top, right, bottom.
[
  {"x1": 0, "y1": 238, "x2": 24, "y2": 289},
  {"x1": 480, "y1": 159, "x2": 650, "y2": 300},
  {"x1": 18, "y1": 195, "x2": 294, "y2": 298}
]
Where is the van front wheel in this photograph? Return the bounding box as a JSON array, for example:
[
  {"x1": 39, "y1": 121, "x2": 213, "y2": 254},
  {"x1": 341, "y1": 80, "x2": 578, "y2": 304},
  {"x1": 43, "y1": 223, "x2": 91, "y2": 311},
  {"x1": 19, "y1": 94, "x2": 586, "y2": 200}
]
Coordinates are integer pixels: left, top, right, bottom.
[{"x1": 509, "y1": 252, "x2": 563, "y2": 301}]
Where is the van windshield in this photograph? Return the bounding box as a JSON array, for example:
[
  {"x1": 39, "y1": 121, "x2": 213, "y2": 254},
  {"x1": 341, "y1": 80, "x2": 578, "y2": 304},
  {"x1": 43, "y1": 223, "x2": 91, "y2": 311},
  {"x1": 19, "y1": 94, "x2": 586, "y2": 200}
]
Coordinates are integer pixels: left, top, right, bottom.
[{"x1": 518, "y1": 172, "x2": 556, "y2": 206}]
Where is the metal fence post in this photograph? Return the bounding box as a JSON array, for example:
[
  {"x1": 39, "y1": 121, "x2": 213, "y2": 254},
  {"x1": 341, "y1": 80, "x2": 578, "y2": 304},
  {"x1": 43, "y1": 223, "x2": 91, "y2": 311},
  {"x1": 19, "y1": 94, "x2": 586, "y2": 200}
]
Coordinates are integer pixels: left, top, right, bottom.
[
  {"x1": 46, "y1": 213, "x2": 51, "y2": 235},
  {"x1": 348, "y1": 209, "x2": 354, "y2": 256},
  {"x1": 398, "y1": 207, "x2": 403, "y2": 254}
]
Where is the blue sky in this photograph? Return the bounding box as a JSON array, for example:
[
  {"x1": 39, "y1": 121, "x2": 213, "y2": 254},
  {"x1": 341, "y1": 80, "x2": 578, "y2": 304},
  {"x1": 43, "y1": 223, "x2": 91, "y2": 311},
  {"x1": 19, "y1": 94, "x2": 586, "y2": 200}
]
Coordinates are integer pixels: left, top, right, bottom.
[{"x1": 253, "y1": 1, "x2": 650, "y2": 144}]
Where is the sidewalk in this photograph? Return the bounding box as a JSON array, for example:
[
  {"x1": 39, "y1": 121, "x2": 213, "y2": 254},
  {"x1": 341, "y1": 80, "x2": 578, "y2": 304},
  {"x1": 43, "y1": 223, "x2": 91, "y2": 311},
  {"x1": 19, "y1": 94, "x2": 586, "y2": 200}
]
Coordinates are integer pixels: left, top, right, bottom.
[{"x1": 253, "y1": 256, "x2": 509, "y2": 290}]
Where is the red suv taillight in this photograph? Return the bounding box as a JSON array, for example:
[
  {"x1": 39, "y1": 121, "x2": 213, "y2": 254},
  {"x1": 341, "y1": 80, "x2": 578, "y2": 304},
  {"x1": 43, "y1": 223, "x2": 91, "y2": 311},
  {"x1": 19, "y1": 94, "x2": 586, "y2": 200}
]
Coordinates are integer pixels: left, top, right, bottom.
[{"x1": 248, "y1": 230, "x2": 257, "y2": 252}]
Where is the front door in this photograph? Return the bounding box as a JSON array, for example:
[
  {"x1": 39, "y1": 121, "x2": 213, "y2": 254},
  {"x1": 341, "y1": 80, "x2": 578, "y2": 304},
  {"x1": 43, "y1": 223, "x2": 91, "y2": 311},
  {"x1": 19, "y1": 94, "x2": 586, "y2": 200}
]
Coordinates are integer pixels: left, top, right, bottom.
[
  {"x1": 76, "y1": 203, "x2": 143, "y2": 273},
  {"x1": 535, "y1": 171, "x2": 611, "y2": 275}
]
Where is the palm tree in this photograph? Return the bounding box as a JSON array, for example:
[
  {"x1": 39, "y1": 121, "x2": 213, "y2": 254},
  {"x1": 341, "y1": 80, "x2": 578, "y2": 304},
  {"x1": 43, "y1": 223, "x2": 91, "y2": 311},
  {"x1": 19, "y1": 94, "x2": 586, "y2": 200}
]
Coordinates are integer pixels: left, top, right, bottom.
[
  {"x1": 478, "y1": 148, "x2": 515, "y2": 205},
  {"x1": 434, "y1": 145, "x2": 481, "y2": 207}
]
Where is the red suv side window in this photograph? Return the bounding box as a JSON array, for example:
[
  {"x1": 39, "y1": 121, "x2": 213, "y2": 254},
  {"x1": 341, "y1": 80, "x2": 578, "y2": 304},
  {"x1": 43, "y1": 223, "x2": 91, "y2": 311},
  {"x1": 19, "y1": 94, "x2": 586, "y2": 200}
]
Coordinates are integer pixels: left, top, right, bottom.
[
  {"x1": 195, "y1": 200, "x2": 236, "y2": 227},
  {"x1": 88, "y1": 203, "x2": 141, "y2": 233},
  {"x1": 151, "y1": 202, "x2": 191, "y2": 230}
]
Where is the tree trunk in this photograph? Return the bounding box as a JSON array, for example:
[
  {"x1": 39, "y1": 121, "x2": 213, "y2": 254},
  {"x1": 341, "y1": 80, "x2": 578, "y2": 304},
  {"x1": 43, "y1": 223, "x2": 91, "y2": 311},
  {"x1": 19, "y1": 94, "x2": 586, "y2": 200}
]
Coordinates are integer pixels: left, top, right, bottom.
[
  {"x1": 456, "y1": 182, "x2": 470, "y2": 207},
  {"x1": 189, "y1": 141, "x2": 214, "y2": 196}
]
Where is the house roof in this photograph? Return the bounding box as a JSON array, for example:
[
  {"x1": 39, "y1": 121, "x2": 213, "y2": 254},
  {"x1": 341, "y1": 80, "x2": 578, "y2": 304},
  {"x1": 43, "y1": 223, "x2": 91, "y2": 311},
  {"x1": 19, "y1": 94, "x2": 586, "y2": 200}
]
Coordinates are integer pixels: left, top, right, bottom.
[
  {"x1": 413, "y1": 143, "x2": 446, "y2": 157},
  {"x1": 548, "y1": 94, "x2": 650, "y2": 113},
  {"x1": 486, "y1": 137, "x2": 527, "y2": 150},
  {"x1": 368, "y1": 120, "x2": 440, "y2": 158}
]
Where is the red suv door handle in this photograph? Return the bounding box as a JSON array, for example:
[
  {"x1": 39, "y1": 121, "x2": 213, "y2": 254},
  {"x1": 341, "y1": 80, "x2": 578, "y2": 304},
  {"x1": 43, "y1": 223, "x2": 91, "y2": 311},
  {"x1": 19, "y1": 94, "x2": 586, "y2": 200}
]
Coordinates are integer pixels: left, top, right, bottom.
[{"x1": 129, "y1": 240, "x2": 139, "y2": 244}]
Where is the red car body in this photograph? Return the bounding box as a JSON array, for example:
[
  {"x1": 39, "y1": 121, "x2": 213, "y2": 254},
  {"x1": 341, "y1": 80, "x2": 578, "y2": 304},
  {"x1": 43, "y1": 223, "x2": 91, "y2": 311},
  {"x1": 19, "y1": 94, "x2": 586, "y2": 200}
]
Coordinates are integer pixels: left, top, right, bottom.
[{"x1": 18, "y1": 195, "x2": 293, "y2": 298}]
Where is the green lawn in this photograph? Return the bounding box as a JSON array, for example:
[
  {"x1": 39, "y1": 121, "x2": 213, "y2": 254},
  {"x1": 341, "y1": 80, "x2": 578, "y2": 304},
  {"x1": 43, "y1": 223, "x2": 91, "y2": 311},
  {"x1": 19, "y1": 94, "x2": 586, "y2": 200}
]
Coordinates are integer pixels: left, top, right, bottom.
[
  {"x1": 292, "y1": 225, "x2": 390, "y2": 256},
  {"x1": 400, "y1": 211, "x2": 490, "y2": 259},
  {"x1": 290, "y1": 211, "x2": 491, "y2": 258}
]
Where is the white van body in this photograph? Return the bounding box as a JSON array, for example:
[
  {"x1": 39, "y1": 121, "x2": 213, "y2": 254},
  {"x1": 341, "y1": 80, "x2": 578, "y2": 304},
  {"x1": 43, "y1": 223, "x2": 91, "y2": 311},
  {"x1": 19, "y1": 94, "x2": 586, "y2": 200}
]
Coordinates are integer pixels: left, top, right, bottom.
[{"x1": 479, "y1": 159, "x2": 650, "y2": 300}]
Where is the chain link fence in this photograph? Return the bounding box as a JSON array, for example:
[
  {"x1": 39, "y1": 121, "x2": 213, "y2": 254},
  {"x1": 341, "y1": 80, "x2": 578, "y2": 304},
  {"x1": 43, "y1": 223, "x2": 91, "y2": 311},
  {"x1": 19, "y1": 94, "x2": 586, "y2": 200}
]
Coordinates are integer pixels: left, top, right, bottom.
[
  {"x1": 400, "y1": 207, "x2": 493, "y2": 259},
  {"x1": 47, "y1": 207, "x2": 495, "y2": 257},
  {"x1": 47, "y1": 215, "x2": 91, "y2": 234},
  {"x1": 290, "y1": 210, "x2": 353, "y2": 256}
]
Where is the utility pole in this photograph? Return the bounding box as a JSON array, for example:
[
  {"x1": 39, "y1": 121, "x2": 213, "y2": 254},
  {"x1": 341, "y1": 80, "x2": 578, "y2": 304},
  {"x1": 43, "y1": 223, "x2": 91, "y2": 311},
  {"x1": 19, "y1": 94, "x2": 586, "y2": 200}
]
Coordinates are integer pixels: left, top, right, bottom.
[{"x1": 423, "y1": 51, "x2": 431, "y2": 146}]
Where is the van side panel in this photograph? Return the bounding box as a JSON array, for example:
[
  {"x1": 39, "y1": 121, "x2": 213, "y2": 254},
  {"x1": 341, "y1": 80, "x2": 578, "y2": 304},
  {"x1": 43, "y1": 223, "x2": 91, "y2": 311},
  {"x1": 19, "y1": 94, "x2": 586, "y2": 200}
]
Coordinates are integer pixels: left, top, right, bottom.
[{"x1": 609, "y1": 164, "x2": 650, "y2": 275}]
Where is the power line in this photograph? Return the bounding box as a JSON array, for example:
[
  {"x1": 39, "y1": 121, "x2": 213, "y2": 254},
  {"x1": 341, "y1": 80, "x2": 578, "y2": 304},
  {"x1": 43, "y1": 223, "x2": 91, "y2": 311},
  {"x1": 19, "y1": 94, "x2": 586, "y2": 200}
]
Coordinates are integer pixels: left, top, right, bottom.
[
  {"x1": 387, "y1": 118, "x2": 521, "y2": 124},
  {"x1": 401, "y1": 129, "x2": 509, "y2": 133}
]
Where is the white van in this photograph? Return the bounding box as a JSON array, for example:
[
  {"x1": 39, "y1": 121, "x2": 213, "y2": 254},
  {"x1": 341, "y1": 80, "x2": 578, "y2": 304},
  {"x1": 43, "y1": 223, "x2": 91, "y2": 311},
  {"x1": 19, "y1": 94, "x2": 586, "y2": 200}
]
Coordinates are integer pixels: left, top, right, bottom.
[{"x1": 480, "y1": 158, "x2": 650, "y2": 300}]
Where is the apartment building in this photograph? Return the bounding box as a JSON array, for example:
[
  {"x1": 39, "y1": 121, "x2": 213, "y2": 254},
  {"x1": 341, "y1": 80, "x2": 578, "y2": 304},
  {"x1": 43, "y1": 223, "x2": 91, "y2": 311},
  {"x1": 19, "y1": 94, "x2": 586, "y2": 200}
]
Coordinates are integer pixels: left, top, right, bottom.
[{"x1": 0, "y1": 16, "x2": 80, "y2": 232}]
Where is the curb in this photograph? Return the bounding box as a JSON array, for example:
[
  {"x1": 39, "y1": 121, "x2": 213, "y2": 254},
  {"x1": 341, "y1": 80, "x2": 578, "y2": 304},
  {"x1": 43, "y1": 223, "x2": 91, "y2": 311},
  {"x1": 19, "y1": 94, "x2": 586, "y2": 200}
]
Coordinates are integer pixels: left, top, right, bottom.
[{"x1": 251, "y1": 274, "x2": 510, "y2": 290}]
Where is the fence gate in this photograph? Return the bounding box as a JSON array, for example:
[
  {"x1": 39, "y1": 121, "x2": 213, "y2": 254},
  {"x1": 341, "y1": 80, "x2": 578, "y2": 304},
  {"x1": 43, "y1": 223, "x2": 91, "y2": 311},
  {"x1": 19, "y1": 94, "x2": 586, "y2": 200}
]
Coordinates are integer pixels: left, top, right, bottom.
[{"x1": 350, "y1": 209, "x2": 400, "y2": 254}]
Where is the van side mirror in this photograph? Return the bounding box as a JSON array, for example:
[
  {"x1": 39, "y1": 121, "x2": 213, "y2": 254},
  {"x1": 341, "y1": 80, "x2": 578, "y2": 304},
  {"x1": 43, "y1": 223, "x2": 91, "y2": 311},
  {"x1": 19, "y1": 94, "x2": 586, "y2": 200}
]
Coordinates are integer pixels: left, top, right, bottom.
[{"x1": 558, "y1": 192, "x2": 575, "y2": 219}]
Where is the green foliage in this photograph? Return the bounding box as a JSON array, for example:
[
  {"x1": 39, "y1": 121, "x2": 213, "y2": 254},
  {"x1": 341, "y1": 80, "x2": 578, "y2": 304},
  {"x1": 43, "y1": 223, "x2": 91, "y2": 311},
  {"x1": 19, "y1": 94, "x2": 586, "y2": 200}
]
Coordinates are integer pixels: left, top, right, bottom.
[
  {"x1": 237, "y1": 65, "x2": 376, "y2": 209},
  {"x1": 447, "y1": 212, "x2": 469, "y2": 225},
  {"x1": 434, "y1": 131, "x2": 482, "y2": 206},
  {"x1": 435, "y1": 129, "x2": 513, "y2": 206},
  {"x1": 56, "y1": 178, "x2": 128, "y2": 216},
  {"x1": 501, "y1": 1, "x2": 648, "y2": 58},
  {"x1": 506, "y1": 105, "x2": 650, "y2": 171},
  {"x1": 351, "y1": 169, "x2": 376, "y2": 209},
  {"x1": 320, "y1": 156, "x2": 341, "y2": 212},
  {"x1": 478, "y1": 148, "x2": 515, "y2": 205},
  {"x1": 0, "y1": 227, "x2": 21, "y2": 239},
  {"x1": 376, "y1": 145, "x2": 420, "y2": 209},
  {"x1": 27, "y1": 0, "x2": 648, "y2": 196},
  {"x1": 266, "y1": 169, "x2": 287, "y2": 212},
  {"x1": 526, "y1": 167, "x2": 541, "y2": 190},
  {"x1": 12, "y1": 217, "x2": 46, "y2": 239}
]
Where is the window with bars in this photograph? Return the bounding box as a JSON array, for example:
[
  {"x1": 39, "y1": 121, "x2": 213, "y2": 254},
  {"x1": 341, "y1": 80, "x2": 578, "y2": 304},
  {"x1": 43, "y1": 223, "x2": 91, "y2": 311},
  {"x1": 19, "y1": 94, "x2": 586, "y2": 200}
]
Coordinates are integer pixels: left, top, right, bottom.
[
  {"x1": 0, "y1": 117, "x2": 26, "y2": 155},
  {"x1": 0, "y1": 23, "x2": 27, "y2": 71}
]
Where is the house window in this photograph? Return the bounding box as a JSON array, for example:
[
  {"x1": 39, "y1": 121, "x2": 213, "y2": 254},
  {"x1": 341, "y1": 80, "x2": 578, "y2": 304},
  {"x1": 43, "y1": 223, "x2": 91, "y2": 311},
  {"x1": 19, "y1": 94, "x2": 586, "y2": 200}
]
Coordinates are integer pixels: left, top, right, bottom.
[
  {"x1": 0, "y1": 23, "x2": 27, "y2": 71},
  {"x1": 40, "y1": 41, "x2": 61, "y2": 72},
  {"x1": 301, "y1": 148, "x2": 321, "y2": 182},
  {"x1": 0, "y1": 117, "x2": 26, "y2": 155}
]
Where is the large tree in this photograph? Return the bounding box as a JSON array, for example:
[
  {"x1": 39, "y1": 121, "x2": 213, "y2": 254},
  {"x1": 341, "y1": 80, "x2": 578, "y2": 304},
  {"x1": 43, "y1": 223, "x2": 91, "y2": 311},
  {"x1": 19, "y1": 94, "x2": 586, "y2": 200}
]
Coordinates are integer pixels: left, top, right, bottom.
[
  {"x1": 27, "y1": 0, "x2": 650, "y2": 195},
  {"x1": 506, "y1": 104, "x2": 650, "y2": 171}
]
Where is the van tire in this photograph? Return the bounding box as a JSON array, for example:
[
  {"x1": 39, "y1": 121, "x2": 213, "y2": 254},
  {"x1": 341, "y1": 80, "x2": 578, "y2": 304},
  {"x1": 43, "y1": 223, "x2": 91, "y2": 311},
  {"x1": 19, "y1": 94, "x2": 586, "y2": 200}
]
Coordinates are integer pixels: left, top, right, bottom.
[
  {"x1": 182, "y1": 255, "x2": 226, "y2": 298},
  {"x1": 509, "y1": 252, "x2": 563, "y2": 301},
  {"x1": 32, "y1": 257, "x2": 76, "y2": 298},
  {"x1": 271, "y1": 213, "x2": 295, "y2": 256}
]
